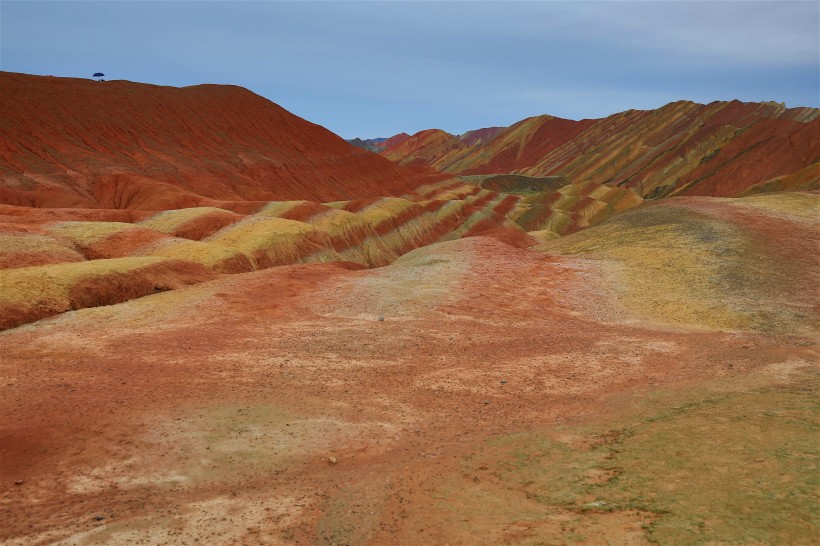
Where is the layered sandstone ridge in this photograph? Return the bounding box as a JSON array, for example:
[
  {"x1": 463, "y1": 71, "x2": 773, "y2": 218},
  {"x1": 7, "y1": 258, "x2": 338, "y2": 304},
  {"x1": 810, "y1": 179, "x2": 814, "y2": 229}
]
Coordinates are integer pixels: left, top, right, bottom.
[
  {"x1": 380, "y1": 101, "x2": 820, "y2": 197},
  {"x1": 0, "y1": 176, "x2": 642, "y2": 329}
]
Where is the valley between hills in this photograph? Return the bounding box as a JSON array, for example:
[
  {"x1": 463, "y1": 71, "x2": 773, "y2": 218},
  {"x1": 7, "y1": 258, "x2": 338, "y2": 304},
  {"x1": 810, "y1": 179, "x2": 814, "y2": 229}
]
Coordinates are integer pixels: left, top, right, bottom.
[{"x1": 1, "y1": 71, "x2": 818, "y2": 545}]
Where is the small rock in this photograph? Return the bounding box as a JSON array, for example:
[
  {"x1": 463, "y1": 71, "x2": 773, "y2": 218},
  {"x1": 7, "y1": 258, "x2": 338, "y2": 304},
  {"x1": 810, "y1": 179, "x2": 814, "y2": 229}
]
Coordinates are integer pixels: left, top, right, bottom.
[
  {"x1": 14, "y1": 480, "x2": 23, "y2": 486},
  {"x1": 328, "y1": 456, "x2": 337, "y2": 465},
  {"x1": 94, "y1": 515, "x2": 105, "y2": 521},
  {"x1": 377, "y1": 315, "x2": 385, "y2": 321},
  {"x1": 500, "y1": 379, "x2": 507, "y2": 384},
  {"x1": 483, "y1": 400, "x2": 490, "y2": 405}
]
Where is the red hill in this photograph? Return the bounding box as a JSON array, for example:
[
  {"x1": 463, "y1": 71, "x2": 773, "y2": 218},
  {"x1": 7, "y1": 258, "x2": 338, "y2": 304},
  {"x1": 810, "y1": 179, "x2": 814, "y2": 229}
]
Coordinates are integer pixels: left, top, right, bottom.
[{"x1": 0, "y1": 72, "x2": 443, "y2": 210}]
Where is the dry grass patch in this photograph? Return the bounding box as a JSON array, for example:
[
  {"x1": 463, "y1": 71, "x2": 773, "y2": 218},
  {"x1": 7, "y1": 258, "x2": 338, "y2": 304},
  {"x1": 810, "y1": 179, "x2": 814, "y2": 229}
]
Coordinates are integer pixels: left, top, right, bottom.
[
  {"x1": 0, "y1": 257, "x2": 216, "y2": 330},
  {"x1": 139, "y1": 207, "x2": 241, "y2": 234},
  {"x1": 207, "y1": 217, "x2": 340, "y2": 268}
]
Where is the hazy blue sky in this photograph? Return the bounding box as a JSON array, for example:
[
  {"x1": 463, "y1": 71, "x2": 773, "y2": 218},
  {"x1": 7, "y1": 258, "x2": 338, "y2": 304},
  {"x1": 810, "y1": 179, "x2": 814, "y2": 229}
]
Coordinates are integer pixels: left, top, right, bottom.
[{"x1": 2, "y1": 1, "x2": 818, "y2": 138}]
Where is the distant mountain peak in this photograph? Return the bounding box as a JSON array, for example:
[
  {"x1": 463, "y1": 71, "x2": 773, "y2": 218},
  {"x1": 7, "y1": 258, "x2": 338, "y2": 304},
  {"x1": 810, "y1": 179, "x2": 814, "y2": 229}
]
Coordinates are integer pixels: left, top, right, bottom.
[{"x1": 373, "y1": 100, "x2": 819, "y2": 198}]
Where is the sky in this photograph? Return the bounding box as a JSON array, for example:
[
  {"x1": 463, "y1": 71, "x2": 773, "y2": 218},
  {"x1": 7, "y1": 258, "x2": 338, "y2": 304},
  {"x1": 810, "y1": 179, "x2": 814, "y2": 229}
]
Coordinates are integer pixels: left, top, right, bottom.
[{"x1": 2, "y1": 1, "x2": 818, "y2": 139}]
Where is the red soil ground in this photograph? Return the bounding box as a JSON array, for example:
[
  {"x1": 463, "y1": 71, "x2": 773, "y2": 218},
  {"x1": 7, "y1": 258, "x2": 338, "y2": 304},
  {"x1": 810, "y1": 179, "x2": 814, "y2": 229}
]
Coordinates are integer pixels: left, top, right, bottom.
[{"x1": 1, "y1": 194, "x2": 816, "y2": 544}]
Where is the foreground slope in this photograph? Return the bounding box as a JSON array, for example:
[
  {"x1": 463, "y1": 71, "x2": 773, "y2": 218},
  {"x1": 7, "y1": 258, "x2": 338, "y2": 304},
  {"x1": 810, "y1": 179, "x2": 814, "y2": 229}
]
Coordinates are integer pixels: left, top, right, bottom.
[
  {"x1": 0, "y1": 72, "x2": 443, "y2": 209},
  {"x1": 1, "y1": 192, "x2": 817, "y2": 544},
  {"x1": 380, "y1": 100, "x2": 820, "y2": 197}
]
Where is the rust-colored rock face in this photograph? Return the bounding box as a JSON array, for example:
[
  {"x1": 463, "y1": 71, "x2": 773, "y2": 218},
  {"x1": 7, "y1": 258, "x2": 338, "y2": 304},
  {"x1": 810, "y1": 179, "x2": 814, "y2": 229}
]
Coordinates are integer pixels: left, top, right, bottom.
[
  {"x1": 0, "y1": 72, "x2": 444, "y2": 209},
  {"x1": 379, "y1": 101, "x2": 819, "y2": 197}
]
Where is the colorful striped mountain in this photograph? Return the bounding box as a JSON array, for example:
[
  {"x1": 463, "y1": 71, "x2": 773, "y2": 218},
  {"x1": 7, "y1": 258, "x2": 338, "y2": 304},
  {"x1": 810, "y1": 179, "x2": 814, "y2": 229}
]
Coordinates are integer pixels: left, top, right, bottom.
[{"x1": 378, "y1": 101, "x2": 819, "y2": 198}]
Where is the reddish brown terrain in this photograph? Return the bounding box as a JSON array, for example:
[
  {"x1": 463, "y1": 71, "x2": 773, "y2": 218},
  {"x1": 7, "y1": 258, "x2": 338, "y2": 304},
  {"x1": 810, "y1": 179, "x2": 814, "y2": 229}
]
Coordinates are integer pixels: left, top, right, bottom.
[
  {"x1": 379, "y1": 101, "x2": 820, "y2": 198},
  {"x1": 1, "y1": 72, "x2": 818, "y2": 545},
  {"x1": 0, "y1": 72, "x2": 444, "y2": 209}
]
